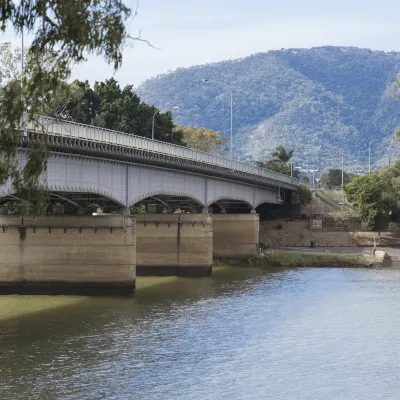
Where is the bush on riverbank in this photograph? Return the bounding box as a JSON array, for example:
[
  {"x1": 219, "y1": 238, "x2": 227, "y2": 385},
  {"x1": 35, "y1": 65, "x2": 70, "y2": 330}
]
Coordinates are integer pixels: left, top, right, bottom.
[{"x1": 249, "y1": 251, "x2": 374, "y2": 268}]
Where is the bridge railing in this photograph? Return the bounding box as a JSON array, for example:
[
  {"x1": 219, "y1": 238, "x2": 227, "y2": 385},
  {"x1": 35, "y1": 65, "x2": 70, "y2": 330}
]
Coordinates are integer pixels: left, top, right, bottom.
[{"x1": 27, "y1": 116, "x2": 301, "y2": 187}]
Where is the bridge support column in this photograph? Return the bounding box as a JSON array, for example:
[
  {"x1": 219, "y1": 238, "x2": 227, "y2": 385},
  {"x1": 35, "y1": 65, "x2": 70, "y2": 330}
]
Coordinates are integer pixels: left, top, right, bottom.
[
  {"x1": 212, "y1": 214, "x2": 260, "y2": 259},
  {"x1": 135, "y1": 214, "x2": 213, "y2": 276},
  {"x1": 122, "y1": 207, "x2": 131, "y2": 216},
  {"x1": 0, "y1": 215, "x2": 136, "y2": 296}
]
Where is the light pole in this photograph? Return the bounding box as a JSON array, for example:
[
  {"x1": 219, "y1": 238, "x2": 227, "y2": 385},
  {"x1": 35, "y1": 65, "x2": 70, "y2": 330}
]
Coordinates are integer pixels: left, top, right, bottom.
[
  {"x1": 311, "y1": 135, "x2": 321, "y2": 190},
  {"x1": 151, "y1": 110, "x2": 159, "y2": 141},
  {"x1": 230, "y1": 89, "x2": 233, "y2": 160},
  {"x1": 341, "y1": 131, "x2": 348, "y2": 185},
  {"x1": 312, "y1": 135, "x2": 316, "y2": 190},
  {"x1": 21, "y1": 21, "x2": 24, "y2": 82},
  {"x1": 341, "y1": 152, "x2": 344, "y2": 185},
  {"x1": 21, "y1": 5, "x2": 26, "y2": 136},
  {"x1": 152, "y1": 106, "x2": 179, "y2": 140},
  {"x1": 368, "y1": 139, "x2": 378, "y2": 173},
  {"x1": 204, "y1": 79, "x2": 233, "y2": 160}
]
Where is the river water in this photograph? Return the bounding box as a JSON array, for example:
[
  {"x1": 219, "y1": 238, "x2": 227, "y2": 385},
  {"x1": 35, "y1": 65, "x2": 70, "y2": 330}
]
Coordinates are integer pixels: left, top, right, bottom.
[{"x1": 1, "y1": 266, "x2": 400, "y2": 399}]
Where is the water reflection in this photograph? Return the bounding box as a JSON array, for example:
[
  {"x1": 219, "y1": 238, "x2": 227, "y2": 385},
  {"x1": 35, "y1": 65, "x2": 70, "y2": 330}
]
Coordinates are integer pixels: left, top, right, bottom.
[{"x1": 2, "y1": 267, "x2": 400, "y2": 399}]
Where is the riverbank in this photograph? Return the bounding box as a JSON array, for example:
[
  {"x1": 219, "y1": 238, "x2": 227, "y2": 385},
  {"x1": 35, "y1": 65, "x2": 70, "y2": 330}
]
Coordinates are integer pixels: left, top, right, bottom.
[
  {"x1": 248, "y1": 250, "x2": 382, "y2": 268},
  {"x1": 260, "y1": 219, "x2": 400, "y2": 248}
]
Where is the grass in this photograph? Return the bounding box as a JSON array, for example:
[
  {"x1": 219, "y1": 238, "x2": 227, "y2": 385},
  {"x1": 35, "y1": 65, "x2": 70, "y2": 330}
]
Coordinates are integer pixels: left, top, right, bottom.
[
  {"x1": 320, "y1": 190, "x2": 359, "y2": 218},
  {"x1": 320, "y1": 190, "x2": 344, "y2": 204},
  {"x1": 250, "y1": 251, "x2": 374, "y2": 268},
  {"x1": 329, "y1": 207, "x2": 359, "y2": 220}
]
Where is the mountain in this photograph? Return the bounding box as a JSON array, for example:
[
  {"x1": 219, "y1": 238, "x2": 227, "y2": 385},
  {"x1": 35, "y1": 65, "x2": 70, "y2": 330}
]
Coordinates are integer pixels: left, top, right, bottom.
[{"x1": 137, "y1": 46, "x2": 400, "y2": 175}]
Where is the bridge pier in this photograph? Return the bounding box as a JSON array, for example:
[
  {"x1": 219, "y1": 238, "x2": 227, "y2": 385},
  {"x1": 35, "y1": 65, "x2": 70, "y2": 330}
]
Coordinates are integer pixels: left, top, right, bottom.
[
  {"x1": 135, "y1": 214, "x2": 213, "y2": 276},
  {"x1": 212, "y1": 214, "x2": 260, "y2": 259},
  {"x1": 0, "y1": 216, "x2": 136, "y2": 296}
]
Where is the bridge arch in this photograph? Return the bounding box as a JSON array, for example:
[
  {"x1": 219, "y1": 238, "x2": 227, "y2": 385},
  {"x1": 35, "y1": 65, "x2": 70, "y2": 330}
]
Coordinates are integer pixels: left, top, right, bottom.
[
  {"x1": 0, "y1": 189, "x2": 126, "y2": 215},
  {"x1": 207, "y1": 196, "x2": 254, "y2": 214},
  {"x1": 47, "y1": 188, "x2": 126, "y2": 208},
  {"x1": 2, "y1": 148, "x2": 297, "y2": 217},
  {"x1": 131, "y1": 191, "x2": 205, "y2": 213}
]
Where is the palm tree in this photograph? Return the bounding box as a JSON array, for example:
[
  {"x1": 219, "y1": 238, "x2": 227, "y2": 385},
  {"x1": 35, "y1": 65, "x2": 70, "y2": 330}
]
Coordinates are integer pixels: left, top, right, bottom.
[{"x1": 271, "y1": 145, "x2": 294, "y2": 163}]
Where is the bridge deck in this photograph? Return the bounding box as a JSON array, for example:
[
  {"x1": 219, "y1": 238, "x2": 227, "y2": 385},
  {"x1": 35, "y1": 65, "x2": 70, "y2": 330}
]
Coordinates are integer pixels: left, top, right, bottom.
[{"x1": 23, "y1": 116, "x2": 301, "y2": 189}]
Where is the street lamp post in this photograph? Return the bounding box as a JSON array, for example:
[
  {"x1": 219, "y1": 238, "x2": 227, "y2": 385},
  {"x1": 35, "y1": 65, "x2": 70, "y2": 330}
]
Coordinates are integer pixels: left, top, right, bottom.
[
  {"x1": 341, "y1": 132, "x2": 348, "y2": 185},
  {"x1": 341, "y1": 153, "x2": 344, "y2": 185},
  {"x1": 151, "y1": 110, "x2": 159, "y2": 141},
  {"x1": 204, "y1": 79, "x2": 233, "y2": 160},
  {"x1": 21, "y1": 22, "x2": 24, "y2": 82},
  {"x1": 312, "y1": 135, "x2": 316, "y2": 190},
  {"x1": 152, "y1": 107, "x2": 179, "y2": 140},
  {"x1": 21, "y1": 6, "x2": 26, "y2": 137},
  {"x1": 229, "y1": 89, "x2": 233, "y2": 161},
  {"x1": 368, "y1": 139, "x2": 378, "y2": 173},
  {"x1": 311, "y1": 135, "x2": 321, "y2": 190}
]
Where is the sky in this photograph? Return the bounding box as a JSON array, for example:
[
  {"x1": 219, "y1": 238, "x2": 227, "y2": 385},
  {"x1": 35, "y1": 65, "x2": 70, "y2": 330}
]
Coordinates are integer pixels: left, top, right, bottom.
[{"x1": 3, "y1": 0, "x2": 400, "y2": 87}]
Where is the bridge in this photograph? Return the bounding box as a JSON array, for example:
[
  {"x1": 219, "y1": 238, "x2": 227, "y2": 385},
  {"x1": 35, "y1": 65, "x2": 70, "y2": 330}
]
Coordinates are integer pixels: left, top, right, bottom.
[
  {"x1": 0, "y1": 115, "x2": 300, "y2": 214},
  {"x1": 0, "y1": 116, "x2": 301, "y2": 295}
]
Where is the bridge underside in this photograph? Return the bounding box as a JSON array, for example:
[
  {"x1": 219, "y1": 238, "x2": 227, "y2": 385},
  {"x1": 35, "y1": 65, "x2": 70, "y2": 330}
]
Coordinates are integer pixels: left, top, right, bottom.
[
  {"x1": 134, "y1": 195, "x2": 254, "y2": 214},
  {"x1": 0, "y1": 152, "x2": 296, "y2": 216},
  {"x1": 0, "y1": 191, "x2": 292, "y2": 216},
  {"x1": 0, "y1": 191, "x2": 124, "y2": 215},
  {"x1": 134, "y1": 195, "x2": 202, "y2": 213},
  {"x1": 208, "y1": 199, "x2": 253, "y2": 214}
]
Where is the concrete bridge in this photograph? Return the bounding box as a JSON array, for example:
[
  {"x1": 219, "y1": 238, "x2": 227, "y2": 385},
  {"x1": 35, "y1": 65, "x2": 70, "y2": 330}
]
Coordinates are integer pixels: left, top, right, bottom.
[
  {"x1": 0, "y1": 116, "x2": 301, "y2": 295},
  {"x1": 1, "y1": 115, "x2": 300, "y2": 213}
]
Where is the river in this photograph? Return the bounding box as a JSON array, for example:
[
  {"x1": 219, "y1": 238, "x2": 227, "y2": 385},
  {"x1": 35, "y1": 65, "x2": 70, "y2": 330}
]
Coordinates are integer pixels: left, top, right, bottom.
[{"x1": 1, "y1": 266, "x2": 400, "y2": 399}]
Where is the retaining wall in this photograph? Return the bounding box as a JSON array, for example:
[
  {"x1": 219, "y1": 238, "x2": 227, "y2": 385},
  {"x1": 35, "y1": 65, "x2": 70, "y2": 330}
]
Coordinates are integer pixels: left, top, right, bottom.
[{"x1": 260, "y1": 220, "x2": 400, "y2": 248}]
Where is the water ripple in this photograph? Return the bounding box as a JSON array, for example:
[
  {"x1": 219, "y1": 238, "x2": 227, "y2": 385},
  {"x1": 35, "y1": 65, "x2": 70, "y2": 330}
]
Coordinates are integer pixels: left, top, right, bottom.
[{"x1": 1, "y1": 268, "x2": 400, "y2": 399}]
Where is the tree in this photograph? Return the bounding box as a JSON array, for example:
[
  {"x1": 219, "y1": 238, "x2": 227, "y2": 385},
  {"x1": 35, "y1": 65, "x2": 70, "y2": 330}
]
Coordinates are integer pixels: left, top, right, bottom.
[
  {"x1": 258, "y1": 160, "x2": 300, "y2": 177},
  {"x1": 271, "y1": 145, "x2": 294, "y2": 163},
  {"x1": 0, "y1": 42, "x2": 23, "y2": 83},
  {"x1": 301, "y1": 175, "x2": 310, "y2": 183},
  {"x1": 320, "y1": 168, "x2": 355, "y2": 187},
  {"x1": 0, "y1": 0, "x2": 143, "y2": 212},
  {"x1": 174, "y1": 125, "x2": 227, "y2": 153},
  {"x1": 93, "y1": 78, "x2": 141, "y2": 133},
  {"x1": 343, "y1": 162, "x2": 400, "y2": 230},
  {"x1": 257, "y1": 145, "x2": 299, "y2": 177},
  {"x1": 41, "y1": 82, "x2": 84, "y2": 119},
  {"x1": 293, "y1": 184, "x2": 312, "y2": 206},
  {"x1": 0, "y1": 44, "x2": 85, "y2": 120},
  {"x1": 67, "y1": 78, "x2": 183, "y2": 144}
]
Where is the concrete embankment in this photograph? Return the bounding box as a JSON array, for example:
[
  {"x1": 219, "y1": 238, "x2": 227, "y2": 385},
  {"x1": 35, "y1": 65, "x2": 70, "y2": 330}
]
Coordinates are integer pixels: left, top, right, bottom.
[
  {"x1": 260, "y1": 219, "x2": 400, "y2": 248},
  {"x1": 248, "y1": 250, "x2": 390, "y2": 268}
]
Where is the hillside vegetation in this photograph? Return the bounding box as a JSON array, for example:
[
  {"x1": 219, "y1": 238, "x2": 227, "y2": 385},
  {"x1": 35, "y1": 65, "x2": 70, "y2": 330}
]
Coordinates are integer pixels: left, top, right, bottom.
[{"x1": 137, "y1": 46, "x2": 400, "y2": 174}]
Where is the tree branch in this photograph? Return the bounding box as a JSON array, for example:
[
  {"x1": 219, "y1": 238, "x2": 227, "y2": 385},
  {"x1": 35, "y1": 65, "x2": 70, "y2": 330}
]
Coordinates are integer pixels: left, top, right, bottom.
[
  {"x1": 127, "y1": 30, "x2": 160, "y2": 50},
  {"x1": 125, "y1": 1, "x2": 159, "y2": 50},
  {"x1": 44, "y1": 15, "x2": 60, "y2": 31}
]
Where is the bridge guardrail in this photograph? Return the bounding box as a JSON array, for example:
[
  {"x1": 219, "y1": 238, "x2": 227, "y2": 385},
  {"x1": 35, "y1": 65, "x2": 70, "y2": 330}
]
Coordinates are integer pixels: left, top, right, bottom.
[{"x1": 26, "y1": 116, "x2": 301, "y2": 187}]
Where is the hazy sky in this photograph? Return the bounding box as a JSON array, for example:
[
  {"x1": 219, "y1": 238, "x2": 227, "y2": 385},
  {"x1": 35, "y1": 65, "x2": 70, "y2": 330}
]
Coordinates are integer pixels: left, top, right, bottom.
[{"x1": 3, "y1": 0, "x2": 400, "y2": 86}]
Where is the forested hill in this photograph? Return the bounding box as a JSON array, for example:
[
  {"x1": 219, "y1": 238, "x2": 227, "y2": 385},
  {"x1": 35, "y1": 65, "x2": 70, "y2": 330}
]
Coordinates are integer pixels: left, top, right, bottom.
[{"x1": 137, "y1": 46, "x2": 400, "y2": 173}]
